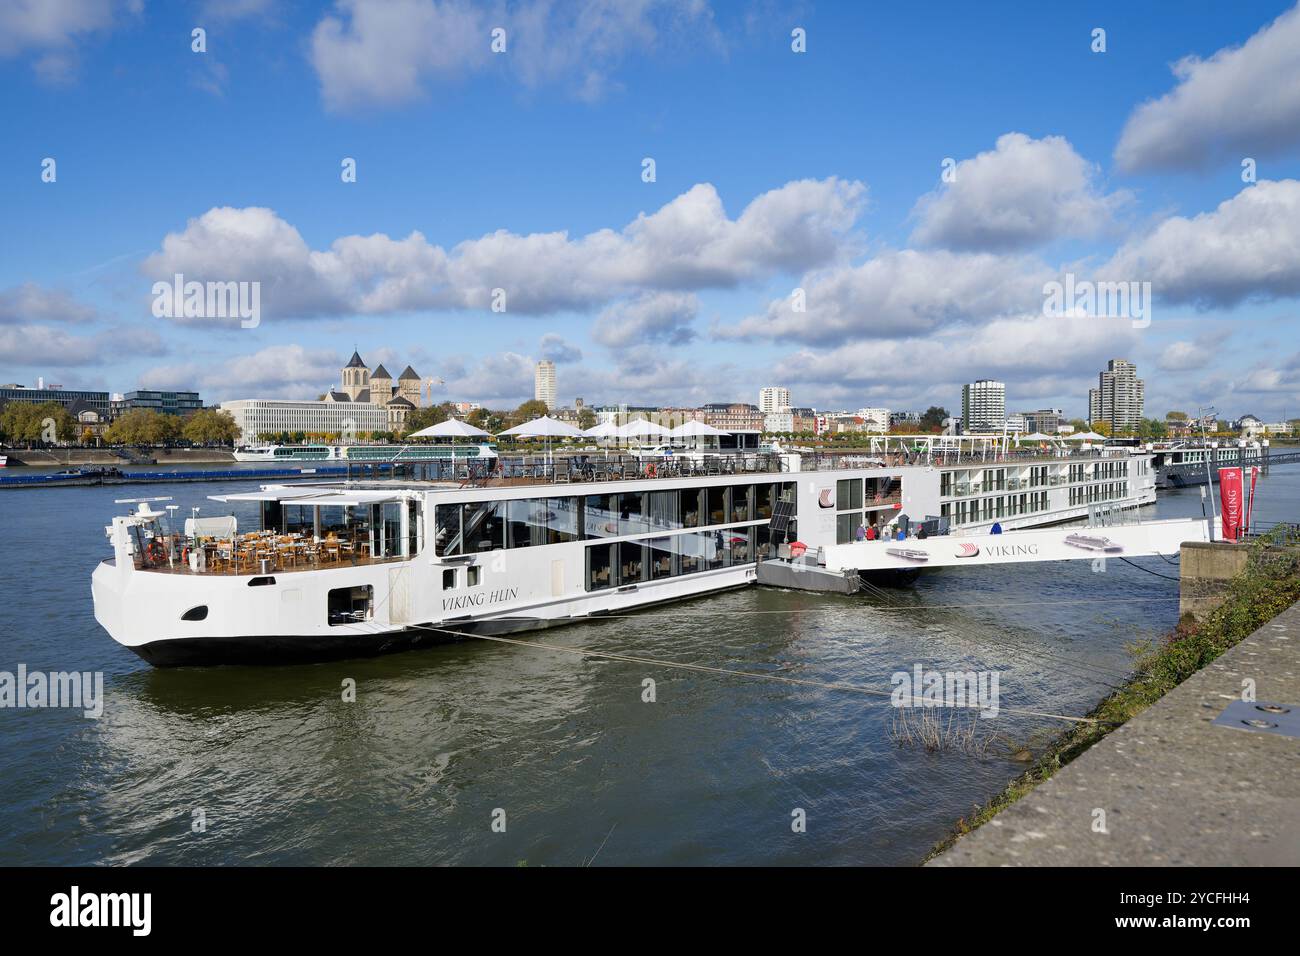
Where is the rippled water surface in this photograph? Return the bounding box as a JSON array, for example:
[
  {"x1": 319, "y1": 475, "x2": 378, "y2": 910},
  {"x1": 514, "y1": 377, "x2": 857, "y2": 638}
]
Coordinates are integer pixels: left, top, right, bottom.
[{"x1": 2, "y1": 469, "x2": 1296, "y2": 865}]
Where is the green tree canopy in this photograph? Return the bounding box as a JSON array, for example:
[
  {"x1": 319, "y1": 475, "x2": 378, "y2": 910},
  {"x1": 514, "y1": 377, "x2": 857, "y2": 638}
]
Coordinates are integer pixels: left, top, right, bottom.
[{"x1": 181, "y1": 409, "x2": 240, "y2": 445}]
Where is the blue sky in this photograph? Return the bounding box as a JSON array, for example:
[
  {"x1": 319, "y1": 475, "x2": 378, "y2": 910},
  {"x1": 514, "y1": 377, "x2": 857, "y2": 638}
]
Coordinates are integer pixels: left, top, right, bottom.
[{"x1": 2, "y1": 0, "x2": 1300, "y2": 422}]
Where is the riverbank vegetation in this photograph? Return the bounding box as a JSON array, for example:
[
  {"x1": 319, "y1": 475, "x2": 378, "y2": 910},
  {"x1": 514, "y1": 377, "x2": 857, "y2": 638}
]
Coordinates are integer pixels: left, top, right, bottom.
[{"x1": 924, "y1": 526, "x2": 1300, "y2": 862}]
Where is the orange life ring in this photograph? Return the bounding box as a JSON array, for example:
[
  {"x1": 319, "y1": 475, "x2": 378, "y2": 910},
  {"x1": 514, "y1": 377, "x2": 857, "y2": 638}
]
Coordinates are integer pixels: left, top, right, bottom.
[{"x1": 644, "y1": 463, "x2": 657, "y2": 478}]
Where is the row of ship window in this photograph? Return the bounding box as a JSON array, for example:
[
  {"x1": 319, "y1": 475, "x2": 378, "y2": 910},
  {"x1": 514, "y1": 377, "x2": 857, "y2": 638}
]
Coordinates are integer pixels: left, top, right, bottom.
[
  {"x1": 585, "y1": 524, "x2": 793, "y2": 591},
  {"x1": 433, "y1": 482, "x2": 797, "y2": 557},
  {"x1": 1068, "y1": 482, "x2": 1129, "y2": 506},
  {"x1": 940, "y1": 492, "x2": 1051, "y2": 524}
]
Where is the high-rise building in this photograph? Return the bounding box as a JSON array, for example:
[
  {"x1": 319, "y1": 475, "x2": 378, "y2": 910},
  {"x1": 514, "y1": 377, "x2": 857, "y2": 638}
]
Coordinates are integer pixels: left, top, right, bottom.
[
  {"x1": 960, "y1": 380, "x2": 1006, "y2": 433},
  {"x1": 759, "y1": 386, "x2": 790, "y2": 414},
  {"x1": 1087, "y1": 359, "x2": 1144, "y2": 432},
  {"x1": 534, "y1": 360, "x2": 557, "y2": 410}
]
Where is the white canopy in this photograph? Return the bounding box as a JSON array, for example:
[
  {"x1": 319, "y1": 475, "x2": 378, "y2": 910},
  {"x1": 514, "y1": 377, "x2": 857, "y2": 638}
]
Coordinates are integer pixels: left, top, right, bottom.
[
  {"x1": 619, "y1": 418, "x2": 670, "y2": 438},
  {"x1": 497, "y1": 415, "x2": 585, "y2": 439},
  {"x1": 209, "y1": 488, "x2": 407, "y2": 505},
  {"x1": 408, "y1": 418, "x2": 489, "y2": 439},
  {"x1": 669, "y1": 420, "x2": 731, "y2": 438},
  {"x1": 1067, "y1": 431, "x2": 1107, "y2": 441},
  {"x1": 1017, "y1": 431, "x2": 1055, "y2": 442},
  {"x1": 583, "y1": 421, "x2": 622, "y2": 437}
]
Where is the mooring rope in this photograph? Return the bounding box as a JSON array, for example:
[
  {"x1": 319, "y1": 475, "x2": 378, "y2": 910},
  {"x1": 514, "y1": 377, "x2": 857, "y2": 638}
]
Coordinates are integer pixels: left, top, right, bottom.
[{"x1": 405, "y1": 621, "x2": 1107, "y2": 725}]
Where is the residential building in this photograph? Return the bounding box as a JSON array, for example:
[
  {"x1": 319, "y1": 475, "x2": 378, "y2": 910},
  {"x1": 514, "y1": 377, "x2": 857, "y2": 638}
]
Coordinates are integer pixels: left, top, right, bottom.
[
  {"x1": 759, "y1": 386, "x2": 790, "y2": 414},
  {"x1": 701, "y1": 402, "x2": 764, "y2": 432},
  {"x1": 1087, "y1": 359, "x2": 1145, "y2": 433},
  {"x1": 961, "y1": 380, "x2": 1006, "y2": 432},
  {"x1": 856, "y1": 407, "x2": 891, "y2": 433},
  {"x1": 1004, "y1": 413, "x2": 1028, "y2": 433},
  {"x1": 219, "y1": 399, "x2": 390, "y2": 444},
  {"x1": 534, "y1": 360, "x2": 557, "y2": 410},
  {"x1": 890, "y1": 410, "x2": 921, "y2": 428}
]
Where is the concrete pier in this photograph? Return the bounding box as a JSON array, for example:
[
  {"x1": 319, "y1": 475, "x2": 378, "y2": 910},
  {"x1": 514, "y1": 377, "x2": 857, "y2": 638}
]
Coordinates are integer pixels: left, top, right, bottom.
[
  {"x1": 929, "y1": 599, "x2": 1300, "y2": 867},
  {"x1": 1179, "y1": 541, "x2": 1250, "y2": 620}
]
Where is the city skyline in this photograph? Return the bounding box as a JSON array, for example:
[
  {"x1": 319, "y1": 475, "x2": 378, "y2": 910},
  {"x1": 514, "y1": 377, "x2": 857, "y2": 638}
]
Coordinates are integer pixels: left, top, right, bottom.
[{"x1": 4, "y1": 2, "x2": 1300, "y2": 421}]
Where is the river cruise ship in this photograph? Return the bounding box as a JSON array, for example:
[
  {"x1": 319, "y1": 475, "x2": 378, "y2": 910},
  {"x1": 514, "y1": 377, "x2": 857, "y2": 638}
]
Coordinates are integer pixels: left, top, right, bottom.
[{"x1": 93, "y1": 443, "x2": 1158, "y2": 666}]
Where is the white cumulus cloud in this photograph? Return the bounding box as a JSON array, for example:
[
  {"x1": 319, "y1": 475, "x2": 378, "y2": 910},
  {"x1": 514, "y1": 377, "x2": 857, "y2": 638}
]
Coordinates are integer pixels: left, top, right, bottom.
[
  {"x1": 912, "y1": 133, "x2": 1128, "y2": 251},
  {"x1": 1115, "y1": 4, "x2": 1300, "y2": 172}
]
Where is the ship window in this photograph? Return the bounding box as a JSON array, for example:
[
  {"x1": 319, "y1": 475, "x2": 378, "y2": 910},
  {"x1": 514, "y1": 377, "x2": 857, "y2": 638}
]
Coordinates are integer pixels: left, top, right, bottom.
[
  {"x1": 728, "y1": 527, "x2": 752, "y2": 564},
  {"x1": 463, "y1": 500, "x2": 505, "y2": 553},
  {"x1": 434, "y1": 504, "x2": 461, "y2": 556},
  {"x1": 547, "y1": 497, "x2": 580, "y2": 544},
  {"x1": 731, "y1": 485, "x2": 753, "y2": 522},
  {"x1": 755, "y1": 483, "x2": 775, "y2": 520},
  {"x1": 680, "y1": 488, "x2": 702, "y2": 527},
  {"x1": 707, "y1": 486, "x2": 728, "y2": 526},
  {"x1": 248, "y1": 576, "x2": 276, "y2": 587},
  {"x1": 648, "y1": 537, "x2": 676, "y2": 579},
  {"x1": 647, "y1": 491, "x2": 680, "y2": 531},
  {"x1": 443, "y1": 568, "x2": 456, "y2": 589},
  {"x1": 328, "y1": 585, "x2": 372, "y2": 626},
  {"x1": 467, "y1": 566, "x2": 481, "y2": 587},
  {"x1": 584, "y1": 494, "x2": 618, "y2": 539},
  {"x1": 587, "y1": 543, "x2": 613, "y2": 590},
  {"x1": 618, "y1": 492, "x2": 644, "y2": 536},
  {"x1": 703, "y1": 529, "x2": 726, "y2": 570},
  {"x1": 181, "y1": 605, "x2": 208, "y2": 621},
  {"x1": 619, "y1": 539, "x2": 646, "y2": 584}
]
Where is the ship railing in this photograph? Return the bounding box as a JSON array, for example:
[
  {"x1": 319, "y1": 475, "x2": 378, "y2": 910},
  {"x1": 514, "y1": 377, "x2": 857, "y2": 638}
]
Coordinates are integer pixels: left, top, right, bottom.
[
  {"x1": 131, "y1": 531, "x2": 409, "y2": 575},
  {"x1": 461, "y1": 452, "x2": 790, "y2": 485}
]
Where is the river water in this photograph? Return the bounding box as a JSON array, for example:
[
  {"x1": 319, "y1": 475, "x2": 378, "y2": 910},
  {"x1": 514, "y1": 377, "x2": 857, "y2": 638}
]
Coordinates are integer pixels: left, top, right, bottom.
[{"x1": 1, "y1": 467, "x2": 1295, "y2": 866}]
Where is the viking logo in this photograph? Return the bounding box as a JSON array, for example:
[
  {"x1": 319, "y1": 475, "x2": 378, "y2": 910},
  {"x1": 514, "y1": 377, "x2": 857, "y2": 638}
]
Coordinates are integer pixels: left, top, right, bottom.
[
  {"x1": 817, "y1": 489, "x2": 834, "y2": 508},
  {"x1": 954, "y1": 543, "x2": 980, "y2": 558}
]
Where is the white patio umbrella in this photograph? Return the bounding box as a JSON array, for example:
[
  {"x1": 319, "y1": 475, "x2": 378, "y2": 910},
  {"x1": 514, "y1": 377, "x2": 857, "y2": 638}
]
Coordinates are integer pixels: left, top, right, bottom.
[
  {"x1": 407, "y1": 418, "x2": 489, "y2": 439},
  {"x1": 669, "y1": 419, "x2": 730, "y2": 450},
  {"x1": 669, "y1": 421, "x2": 731, "y2": 438},
  {"x1": 1069, "y1": 431, "x2": 1107, "y2": 441},
  {"x1": 583, "y1": 421, "x2": 622, "y2": 438},
  {"x1": 497, "y1": 416, "x2": 585, "y2": 439},
  {"x1": 618, "y1": 417, "x2": 670, "y2": 438},
  {"x1": 497, "y1": 415, "x2": 585, "y2": 465},
  {"x1": 1016, "y1": 431, "x2": 1055, "y2": 442}
]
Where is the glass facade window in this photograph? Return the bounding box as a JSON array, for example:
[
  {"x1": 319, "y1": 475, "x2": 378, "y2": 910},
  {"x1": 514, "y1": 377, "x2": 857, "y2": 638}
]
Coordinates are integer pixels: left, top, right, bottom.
[
  {"x1": 587, "y1": 543, "x2": 613, "y2": 590},
  {"x1": 547, "y1": 497, "x2": 580, "y2": 544},
  {"x1": 648, "y1": 537, "x2": 676, "y2": 579},
  {"x1": 755, "y1": 483, "x2": 775, "y2": 520},
  {"x1": 619, "y1": 540, "x2": 646, "y2": 584},
  {"x1": 464, "y1": 500, "x2": 505, "y2": 553},
  {"x1": 680, "y1": 488, "x2": 702, "y2": 527},
  {"x1": 731, "y1": 484, "x2": 753, "y2": 523},
  {"x1": 585, "y1": 493, "x2": 619, "y2": 538},
  {"x1": 647, "y1": 490, "x2": 680, "y2": 531},
  {"x1": 707, "y1": 487, "x2": 728, "y2": 526},
  {"x1": 618, "y1": 492, "x2": 645, "y2": 536}
]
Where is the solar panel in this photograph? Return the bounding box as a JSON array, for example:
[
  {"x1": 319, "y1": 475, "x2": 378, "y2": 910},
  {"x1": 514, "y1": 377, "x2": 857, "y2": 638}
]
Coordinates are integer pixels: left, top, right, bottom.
[{"x1": 768, "y1": 499, "x2": 795, "y2": 535}]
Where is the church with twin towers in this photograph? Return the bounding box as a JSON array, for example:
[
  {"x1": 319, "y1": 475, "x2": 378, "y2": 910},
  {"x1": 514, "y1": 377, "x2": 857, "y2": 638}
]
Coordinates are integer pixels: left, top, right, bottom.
[{"x1": 323, "y1": 350, "x2": 425, "y2": 431}]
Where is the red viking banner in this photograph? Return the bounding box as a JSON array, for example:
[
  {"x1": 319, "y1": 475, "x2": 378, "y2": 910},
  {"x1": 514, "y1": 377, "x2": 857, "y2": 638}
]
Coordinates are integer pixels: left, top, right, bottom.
[
  {"x1": 1219, "y1": 467, "x2": 1244, "y2": 541},
  {"x1": 1244, "y1": 466, "x2": 1259, "y2": 534}
]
